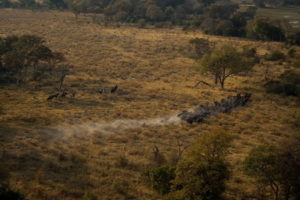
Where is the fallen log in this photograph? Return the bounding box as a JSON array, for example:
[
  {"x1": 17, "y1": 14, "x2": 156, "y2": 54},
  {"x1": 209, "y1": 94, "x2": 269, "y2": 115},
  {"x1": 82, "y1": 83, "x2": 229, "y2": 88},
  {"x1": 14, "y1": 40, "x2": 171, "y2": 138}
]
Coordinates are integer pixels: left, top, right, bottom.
[{"x1": 178, "y1": 93, "x2": 251, "y2": 123}]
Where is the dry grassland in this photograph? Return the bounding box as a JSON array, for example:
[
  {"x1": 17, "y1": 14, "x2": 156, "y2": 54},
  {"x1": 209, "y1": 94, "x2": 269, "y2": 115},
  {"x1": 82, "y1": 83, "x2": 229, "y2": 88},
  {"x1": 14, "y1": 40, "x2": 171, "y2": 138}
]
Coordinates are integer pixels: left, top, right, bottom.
[{"x1": 0, "y1": 9, "x2": 299, "y2": 200}]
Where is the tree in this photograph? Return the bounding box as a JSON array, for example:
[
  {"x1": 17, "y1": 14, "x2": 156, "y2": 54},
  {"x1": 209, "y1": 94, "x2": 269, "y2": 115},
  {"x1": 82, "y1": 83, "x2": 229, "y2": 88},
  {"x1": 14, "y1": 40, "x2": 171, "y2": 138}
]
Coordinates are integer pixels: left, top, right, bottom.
[
  {"x1": 171, "y1": 131, "x2": 232, "y2": 200},
  {"x1": 207, "y1": 2, "x2": 238, "y2": 20},
  {"x1": 246, "y1": 18, "x2": 286, "y2": 41},
  {"x1": 0, "y1": 34, "x2": 66, "y2": 85},
  {"x1": 199, "y1": 45, "x2": 255, "y2": 88},
  {"x1": 0, "y1": 35, "x2": 54, "y2": 84},
  {"x1": 46, "y1": 0, "x2": 68, "y2": 9},
  {"x1": 145, "y1": 165, "x2": 176, "y2": 195},
  {"x1": 253, "y1": 0, "x2": 266, "y2": 7},
  {"x1": 244, "y1": 140, "x2": 300, "y2": 200},
  {"x1": 244, "y1": 144, "x2": 280, "y2": 200},
  {"x1": 146, "y1": 4, "x2": 165, "y2": 21}
]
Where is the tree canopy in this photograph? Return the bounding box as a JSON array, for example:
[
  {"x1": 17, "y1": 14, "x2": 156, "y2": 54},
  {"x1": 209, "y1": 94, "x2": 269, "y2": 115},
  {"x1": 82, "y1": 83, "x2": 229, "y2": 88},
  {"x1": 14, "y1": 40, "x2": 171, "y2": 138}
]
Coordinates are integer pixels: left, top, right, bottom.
[{"x1": 199, "y1": 45, "x2": 256, "y2": 88}]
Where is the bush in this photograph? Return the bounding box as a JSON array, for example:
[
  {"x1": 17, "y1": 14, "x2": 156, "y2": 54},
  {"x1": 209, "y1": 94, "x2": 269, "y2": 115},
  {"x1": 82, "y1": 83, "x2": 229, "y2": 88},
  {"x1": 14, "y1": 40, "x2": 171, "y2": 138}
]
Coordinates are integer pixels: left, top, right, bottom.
[
  {"x1": 145, "y1": 165, "x2": 176, "y2": 195},
  {"x1": 82, "y1": 191, "x2": 97, "y2": 200},
  {"x1": 137, "y1": 19, "x2": 146, "y2": 28},
  {"x1": 244, "y1": 141, "x2": 300, "y2": 200},
  {"x1": 0, "y1": 189, "x2": 24, "y2": 200},
  {"x1": 293, "y1": 57, "x2": 300, "y2": 68},
  {"x1": 287, "y1": 48, "x2": 296, "y2": 58},
  {"x1": 266, "y1": 50, "x2": 285, "y2": 61},
  {"x1": 171, "y1": 131, "x2": 232, "y2": 200},
  {"x1": 265, "y1": 70, "x2": 300, "y2": 97}
]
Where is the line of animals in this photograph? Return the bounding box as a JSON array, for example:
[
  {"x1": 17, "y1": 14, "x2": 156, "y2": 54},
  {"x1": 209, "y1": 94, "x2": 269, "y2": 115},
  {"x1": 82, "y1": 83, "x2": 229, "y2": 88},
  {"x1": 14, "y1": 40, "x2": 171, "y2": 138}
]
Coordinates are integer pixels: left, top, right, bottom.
[
  {"x1": 178, "y1": 93, "x2": 252, "y2": 123},
  {"x1": 47, "y1": 85, "x2": 118, "y2": 101}
]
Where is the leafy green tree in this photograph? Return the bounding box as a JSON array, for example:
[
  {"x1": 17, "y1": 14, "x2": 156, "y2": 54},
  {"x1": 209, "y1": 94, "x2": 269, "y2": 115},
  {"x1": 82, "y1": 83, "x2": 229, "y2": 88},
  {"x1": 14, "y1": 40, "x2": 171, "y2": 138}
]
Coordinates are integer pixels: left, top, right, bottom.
[
  {"x1": 265, "y1": 70, "x2": 300, "y2": 97},
  {"x1": 244, "y1": 145, "x2": 280, "y2": 200},
  {"x1": 46, "y1": 0, "x2": 68, "y2": 9},
  {"x1": 0, "y1": 34, "x2": 66, "y2": 85},
  {"x1": 246, "y1": 18, "x2": 285, "y2": 41},
  {"x1": 266, "y1": 50, "x2": 285, "y2": 61},
  {"x1": 253, "y1": 0, "x2": 266, "y2": 7},
  {"x1": 146, "y1": 165, "x2": 176, "y2": 195},
  {"x1": 146, "y1": 4, "x2": 165, "y2": 21},
  {"x1": 171, "y1": 131, "x2": 232, "y2": 200},
  {"x1": 199, "y1": 45, "x2": 255, "y2": 88},
  {"x1": 207, "y1": 2, "x2": 238, "y2": 20},
  {"x1": 0, "y1": 0, "x2": 11, "y2": 8},
  {"x1": 244, "y1": 141, "x2": 300, "y2": 200}
]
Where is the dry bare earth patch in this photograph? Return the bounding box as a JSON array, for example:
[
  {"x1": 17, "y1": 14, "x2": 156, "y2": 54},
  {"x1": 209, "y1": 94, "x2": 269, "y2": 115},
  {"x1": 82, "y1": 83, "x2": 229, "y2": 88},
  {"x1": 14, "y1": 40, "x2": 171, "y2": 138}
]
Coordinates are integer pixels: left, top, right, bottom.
[{"x1": 0, "y1": 9, "x2": 299, "y2": 200}]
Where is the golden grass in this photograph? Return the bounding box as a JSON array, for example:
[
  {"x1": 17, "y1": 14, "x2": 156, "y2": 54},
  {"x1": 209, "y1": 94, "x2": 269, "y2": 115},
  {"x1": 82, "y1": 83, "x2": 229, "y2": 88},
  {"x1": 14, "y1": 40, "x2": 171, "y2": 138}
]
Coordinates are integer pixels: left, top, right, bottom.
[{"x1": 0, "y1": 8, "x2": 299, "y2": 200}]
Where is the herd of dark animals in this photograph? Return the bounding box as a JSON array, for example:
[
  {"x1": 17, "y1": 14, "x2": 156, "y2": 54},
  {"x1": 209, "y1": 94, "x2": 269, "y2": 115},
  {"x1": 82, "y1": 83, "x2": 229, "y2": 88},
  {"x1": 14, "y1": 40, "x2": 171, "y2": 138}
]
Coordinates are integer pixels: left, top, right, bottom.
[
  {"x1": 47, "y1": 85, "x2": 251, "y2": 124},
  {"x1": 178, "y1": 93, "x2": 252, "y2": 123},
  {"x1": 47, "y1": 85, "x2": 118, "y2": 101},
  {"x1": 98, "y1": 85, "x2": 118, "y2": 94}
]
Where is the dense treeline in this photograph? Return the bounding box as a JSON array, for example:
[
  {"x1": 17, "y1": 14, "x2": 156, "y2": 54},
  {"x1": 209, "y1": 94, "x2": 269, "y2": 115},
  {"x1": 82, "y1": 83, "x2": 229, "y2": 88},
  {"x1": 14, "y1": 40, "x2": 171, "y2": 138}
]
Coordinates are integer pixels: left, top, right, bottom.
[
  {"x1": 254, "y1": 0, "x2": 300, "y2": 7},
  {"x1": 1, "y1": 0, "x2": 300, "y2": 44}
]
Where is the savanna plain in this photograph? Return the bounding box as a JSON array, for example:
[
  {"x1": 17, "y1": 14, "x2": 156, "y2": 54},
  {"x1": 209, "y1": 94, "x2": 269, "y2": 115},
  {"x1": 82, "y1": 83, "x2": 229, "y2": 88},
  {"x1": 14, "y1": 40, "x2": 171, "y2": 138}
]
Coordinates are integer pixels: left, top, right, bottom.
[{"x1": 0, "y1": 9, "x2": 299, "y2": 200}]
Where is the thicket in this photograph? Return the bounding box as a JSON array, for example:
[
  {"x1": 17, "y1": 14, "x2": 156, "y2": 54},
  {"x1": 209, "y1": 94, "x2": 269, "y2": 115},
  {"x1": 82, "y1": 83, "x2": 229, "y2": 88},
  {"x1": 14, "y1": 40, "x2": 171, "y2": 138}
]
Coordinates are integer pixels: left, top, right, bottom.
[
  {"x1": 243, "y1": 135, "x2": 300, "y2": 200},
  {"x1": 265, "y1": 70, "x2": 300, "y2": 97},
  {"x1": 144, "y1": 131, "x2": 232, "y2": 200},
  {"x1": 0, "y1": 34, "x2": 70, "y2": 86},
  {"x1": 0, "y1": 164, "x2": 24, "y2": 200},
  {"x1": 1, "y1": 0, "x2": 300, "y2": 45}
]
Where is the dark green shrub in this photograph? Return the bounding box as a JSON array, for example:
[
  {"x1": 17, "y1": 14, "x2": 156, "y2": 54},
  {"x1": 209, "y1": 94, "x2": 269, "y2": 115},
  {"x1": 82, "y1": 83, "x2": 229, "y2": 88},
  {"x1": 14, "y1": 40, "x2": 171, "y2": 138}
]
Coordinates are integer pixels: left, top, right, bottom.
[
  {"x1": 137, "y1": 19, "x2": 146, "y2": 28},
  {"x1": 0, "y1": 189, "x2": 24, "y2": 200},
  {"x1": 293, "y1": 58, "x2": 300, "y2": 68},
  {"x1": 146, "y1": 165, "x2": 176, "y2": 195},
  {"x1": 171, "y1": 131, "x2": 231, "y2": 200},
  {"x1": 287, "y1": 48, "x2": 296, "y2": 58},
  {"x1": 265, "y1": 70, "x2": 300, "y2": 97},
  {"x1": 266, "y1": 50, "x2": 285, "y2": 61},
  {"x1": 82, "y1": 191, "x2": 97, "y2": 200}
]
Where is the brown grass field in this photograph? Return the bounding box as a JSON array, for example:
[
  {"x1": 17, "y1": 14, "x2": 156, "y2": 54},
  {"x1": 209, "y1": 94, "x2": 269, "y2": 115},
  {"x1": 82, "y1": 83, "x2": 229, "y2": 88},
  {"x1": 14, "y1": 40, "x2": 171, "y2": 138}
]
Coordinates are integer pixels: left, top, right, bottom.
[{"x1": 0, "y1": 9, "x2": 299, "y2": 200}]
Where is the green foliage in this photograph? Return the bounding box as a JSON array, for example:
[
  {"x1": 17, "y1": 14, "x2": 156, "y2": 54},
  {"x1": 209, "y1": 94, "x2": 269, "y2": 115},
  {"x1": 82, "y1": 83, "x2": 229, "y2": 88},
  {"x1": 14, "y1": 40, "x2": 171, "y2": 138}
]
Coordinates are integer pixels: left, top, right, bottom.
[
  {"x1": 0, "y1": 189, "x2": 24, "y2": 200},
  {"x1": 293, "y1": 57, "x2": 300, "y2": 68},
  {"x1": 287, "y1": 48, "x2": 296, "y2": 58},
  {"x1": 82, "y1": 191, "x2": 97, "y2": 200},
  {"x1": 244, "y1": 140, "x2": 300, "y2": 200},
  {"x1": 171, "y1": 131, "x2": 232, "y2": 200},
  {"x1": 137, "y1": 19, "x2": 146, "y2": 28},
  {"x1": 266, "y1": 50, "x2": 285, "y2": 61},
  {"x1": 246, "y1": 18, "x2": 285, "y2": 41},
  {"x1": 265, "y1": 70, "x2": 300, "y2": 96},
  {"x1": 0, "y1": 164, "x2": 24, "y2": 200},
  {"x1": 0, "y1": 34, "x2": 66, "y2": 85},
  {"x1": 46, "y1": 0, "x2": 68, "y2": 9},
  {"x1": 199, "y1": 45, "x2": 255, "y2": 88},
  {"x1": 286, "y1": 31, "x2": 300, "y2": 46},
  {"x1": 145, "y1": 166, "x2": 176, "y2": 195},
  {"x1": 0, "y1": 164, "x2": 10, "y2": 188}
]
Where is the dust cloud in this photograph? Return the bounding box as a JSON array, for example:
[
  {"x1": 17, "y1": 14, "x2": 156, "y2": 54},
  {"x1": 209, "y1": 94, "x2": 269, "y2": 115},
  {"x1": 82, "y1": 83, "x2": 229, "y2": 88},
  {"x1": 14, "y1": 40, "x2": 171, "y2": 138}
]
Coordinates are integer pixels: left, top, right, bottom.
[{"x1": 53, "y1": 114, "x2": 182, "y2": 137}]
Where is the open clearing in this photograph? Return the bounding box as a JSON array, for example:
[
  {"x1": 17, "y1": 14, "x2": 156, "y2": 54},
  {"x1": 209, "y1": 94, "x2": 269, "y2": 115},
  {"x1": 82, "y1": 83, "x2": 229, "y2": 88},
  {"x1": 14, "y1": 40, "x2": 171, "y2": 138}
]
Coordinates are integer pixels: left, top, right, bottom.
[
  {"x1": 257, "y1": 7, "x2": 300, "y2": 30},
  {"x1": 0, "y1": 9, "x2": 299, "y2": 200}
]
